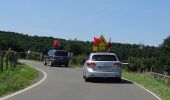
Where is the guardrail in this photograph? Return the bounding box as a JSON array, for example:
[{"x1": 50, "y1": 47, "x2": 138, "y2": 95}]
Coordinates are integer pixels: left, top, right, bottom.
[{"x1": 150, "y1": 72, "x2": 170, "y2": 85}]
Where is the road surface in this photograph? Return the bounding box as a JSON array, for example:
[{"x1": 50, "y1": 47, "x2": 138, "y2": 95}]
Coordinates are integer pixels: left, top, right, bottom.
[{"x1": 6, "y1": 60, "x2": 159, "y2": 100}]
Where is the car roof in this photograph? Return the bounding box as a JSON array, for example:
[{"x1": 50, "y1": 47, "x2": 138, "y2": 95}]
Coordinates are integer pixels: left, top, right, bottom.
[{"x1": 90, "y1": 52, "x2": 116, "y2": 55}]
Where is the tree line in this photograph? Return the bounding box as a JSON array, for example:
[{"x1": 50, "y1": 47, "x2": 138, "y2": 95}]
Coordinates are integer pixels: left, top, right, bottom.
[{"x1": 0, "y1": 31, "x2": 169, "y2": 74}]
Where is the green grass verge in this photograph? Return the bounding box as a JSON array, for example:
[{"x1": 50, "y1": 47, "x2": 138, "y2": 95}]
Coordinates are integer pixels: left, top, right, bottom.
[
  {"x1": 0, "y1": 63, "x2": 38, "y2": 96},
  {"x1": 123, "y1": 71, "x2": 170, "y2": 100},
  {"x1": 70, "y1": 64, "x2": 82, "y2": 68}
]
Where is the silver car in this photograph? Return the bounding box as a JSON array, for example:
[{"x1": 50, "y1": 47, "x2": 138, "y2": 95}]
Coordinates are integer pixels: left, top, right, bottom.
[{"x1": 83, "y1": 52, "x2": 122, "y2": 82}]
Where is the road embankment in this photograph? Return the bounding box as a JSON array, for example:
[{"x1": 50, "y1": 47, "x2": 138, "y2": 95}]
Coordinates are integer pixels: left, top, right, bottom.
[{"x1": 123, "y1": 71, "x2": 169, "y2": 100}]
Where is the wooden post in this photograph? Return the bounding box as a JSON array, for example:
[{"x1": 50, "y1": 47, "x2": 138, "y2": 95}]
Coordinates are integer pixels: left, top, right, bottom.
[
  {"x1": 10, "y1": 58, "x2": 13, "y2": 69},
  {"x1": 0, "y1": 54, "x2": 3, "y2": 72},
  {"x1": 6, "y1": 56, "x2": 8, "y2": 70},
  {"x1": 13, "y1": 53, "x2": 18, "y2": 68}
]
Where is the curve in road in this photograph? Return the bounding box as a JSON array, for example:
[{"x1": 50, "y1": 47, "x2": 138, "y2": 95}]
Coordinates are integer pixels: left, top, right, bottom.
[{"x1": 1, "y1": 60, "x2": 161, "y2": 100}]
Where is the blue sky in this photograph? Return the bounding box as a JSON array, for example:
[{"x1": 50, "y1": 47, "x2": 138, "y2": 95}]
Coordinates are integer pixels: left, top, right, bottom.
[{"x1": 0, "y1": 0, "x2": 170, "y2": 46}]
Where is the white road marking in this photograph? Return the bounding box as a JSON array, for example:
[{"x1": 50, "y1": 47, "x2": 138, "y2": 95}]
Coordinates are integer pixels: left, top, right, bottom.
[
  {"x1": 123, "y1": 78, "x2": 162, "y2": 100},
  {"x1": 0, "y1": 66, "x2": 47, "y2": 100}
]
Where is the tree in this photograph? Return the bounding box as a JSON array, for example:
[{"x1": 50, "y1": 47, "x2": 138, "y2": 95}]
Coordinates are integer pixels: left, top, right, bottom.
[{"x1": 161, "y1": 36, "x2": 170, "y2": 56}]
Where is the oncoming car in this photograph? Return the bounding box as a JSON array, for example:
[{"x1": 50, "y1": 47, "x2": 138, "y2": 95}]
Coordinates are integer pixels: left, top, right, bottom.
[{"x1": 83, "y1": 52, "x2": 122, "y2": 82}]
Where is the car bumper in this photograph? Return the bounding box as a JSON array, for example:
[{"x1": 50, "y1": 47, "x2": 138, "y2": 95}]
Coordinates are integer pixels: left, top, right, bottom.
[
  {"x1": 52, "y1": 60, "x2": 68, "y2": 65},
  {"x1": 85, "y1": 69, "x2": 122, "y2": 78}
]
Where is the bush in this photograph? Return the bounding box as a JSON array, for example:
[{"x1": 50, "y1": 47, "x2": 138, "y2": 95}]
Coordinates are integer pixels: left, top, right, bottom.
[{"x1": 70, "y1": 55, "x2": 88, "y2": 65}]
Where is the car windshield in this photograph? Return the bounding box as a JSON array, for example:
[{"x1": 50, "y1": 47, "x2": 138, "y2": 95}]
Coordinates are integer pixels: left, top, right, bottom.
[
  {"x1": 55, "y1": 51, "x2": 68, "y2": 56},
  {"x1": 92, "y1": 55, "x2": 117, "y2": 61}
]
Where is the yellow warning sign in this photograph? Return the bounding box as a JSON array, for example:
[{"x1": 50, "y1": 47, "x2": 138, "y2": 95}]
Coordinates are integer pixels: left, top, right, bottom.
[{"x1": 93, "y1": 35, "x2": 111, "y2": 52}]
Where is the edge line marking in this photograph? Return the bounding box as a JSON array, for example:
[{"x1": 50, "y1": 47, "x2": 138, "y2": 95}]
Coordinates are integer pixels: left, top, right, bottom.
[
  {"x1": 122, "y1": 78, "x2": 162, "y2": 100},
  {"x1": 0, "y1": 65, "x2": 47, "y2": 100}
]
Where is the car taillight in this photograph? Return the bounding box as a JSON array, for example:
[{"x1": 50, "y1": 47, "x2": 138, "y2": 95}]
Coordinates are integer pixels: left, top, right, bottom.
[
  {"x1": 114, "y1": 63, "x2": 121, "y2": 67},
  {"x1": 87, "y1": 62, "x2": 96, "y2": 68}
]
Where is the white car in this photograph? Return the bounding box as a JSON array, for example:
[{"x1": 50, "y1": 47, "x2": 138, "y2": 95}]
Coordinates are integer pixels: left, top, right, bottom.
[{"x1": 83, "y1": 52, "x2": 122, "y2": 82}]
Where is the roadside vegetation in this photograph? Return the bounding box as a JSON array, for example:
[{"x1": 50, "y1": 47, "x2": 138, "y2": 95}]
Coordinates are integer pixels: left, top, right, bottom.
[
  {"x1": 0, "y1": 63, "x2": 38, "y2": 96},
  {"x1": 123, "y1": 71, "x2": 170, "y2": 100},
  {"x1": 0, "y1": 48, "x2": 38, "y2": 96},
  {"x1": 1, "y1": 31, "x2": 169, "y2": 75},
  {"x1": 0, "y1": 31, "x2": 170, "y2": 99},
  {"x1": 70, "y1": 55, "x2": 88, "y2": 68}
]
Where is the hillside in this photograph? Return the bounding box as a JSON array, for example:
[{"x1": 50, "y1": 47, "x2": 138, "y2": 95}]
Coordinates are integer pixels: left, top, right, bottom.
[
  {"x1": 0, "y1": 31, "x2": 160, "y2": 60},
  {"x1": 0, "y1": 31, "x2": 93, "y2": 55}
]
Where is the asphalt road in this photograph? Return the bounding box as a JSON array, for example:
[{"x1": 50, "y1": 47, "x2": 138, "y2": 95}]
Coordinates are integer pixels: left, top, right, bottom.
[{"x1": 6, "y1": 60, "x2": 159, "y2": 100}]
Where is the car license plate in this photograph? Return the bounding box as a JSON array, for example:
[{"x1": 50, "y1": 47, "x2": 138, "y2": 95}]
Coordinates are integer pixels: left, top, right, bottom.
[
  {"x1": 99, "y1": 66, "x2": 112, "y2": 70},
  {"x1": 113, "y1": 68, "x2": 120, "y2": 72}
]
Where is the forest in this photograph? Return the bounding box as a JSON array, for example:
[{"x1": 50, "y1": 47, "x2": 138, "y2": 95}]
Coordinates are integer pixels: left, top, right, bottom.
[{"x1": 0, "y1": 31, "x2": 170, "y2": 74}]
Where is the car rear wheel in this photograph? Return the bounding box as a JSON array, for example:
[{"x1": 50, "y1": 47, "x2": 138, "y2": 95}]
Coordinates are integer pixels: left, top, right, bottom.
[
  {"x1": 85, "y1": 77, "x2": 91, "y2": 82},
  {"x1": 115, "y1": 77, "x2": 121, "y2": 83},
  {"x1": 65, "y1": 63, "x2": 68, "y2": 67},
  {"x1": 83, "y1": 71, "x2": 87, "y2": 79},
  {"x1": 84, "y1": 72, "x2": 91, "y2": 82}
]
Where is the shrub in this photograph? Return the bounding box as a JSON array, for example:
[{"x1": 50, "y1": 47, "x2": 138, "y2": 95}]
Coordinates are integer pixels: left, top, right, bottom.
[{"x1": 71, "y1": 55, "x2": 88, "y2": 65}]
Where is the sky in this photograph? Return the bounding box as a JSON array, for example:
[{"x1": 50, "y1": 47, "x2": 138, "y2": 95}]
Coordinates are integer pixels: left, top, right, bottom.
[{"x1": 0, "y1": 0, "x2": 170, "y2": 46}]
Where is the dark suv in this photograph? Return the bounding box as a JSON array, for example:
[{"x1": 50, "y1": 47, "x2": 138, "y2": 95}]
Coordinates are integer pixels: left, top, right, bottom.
[{"x1": 44, "y1": 50, "x2": 69, "y2": 67}]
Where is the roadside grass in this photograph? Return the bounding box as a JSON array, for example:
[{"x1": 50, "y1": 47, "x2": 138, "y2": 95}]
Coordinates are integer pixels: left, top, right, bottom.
[
  {"x1": 70, "y1": 64, "x2": 82, "y2": 68},
  {"x1": 123, "y1": 71, "x2": 170, "y2": 100},
  {"x1": 0, "y1": 63, "x2": 38, "y2": 96}
]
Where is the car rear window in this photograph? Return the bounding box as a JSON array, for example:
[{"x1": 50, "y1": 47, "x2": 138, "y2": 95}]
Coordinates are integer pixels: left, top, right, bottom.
[
  {"x1": 55, "y1": 51, "x2": 68, "y2": 56},
  {"x1": 92, "y1": 55, "x2": 117, "y2": 61}
]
